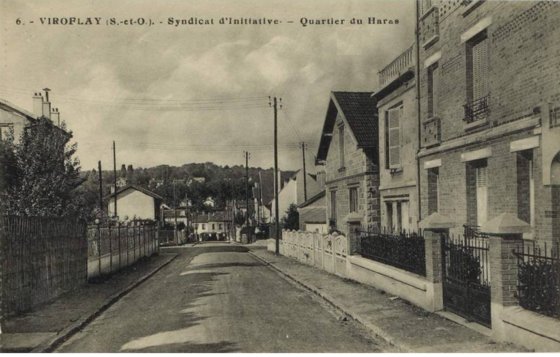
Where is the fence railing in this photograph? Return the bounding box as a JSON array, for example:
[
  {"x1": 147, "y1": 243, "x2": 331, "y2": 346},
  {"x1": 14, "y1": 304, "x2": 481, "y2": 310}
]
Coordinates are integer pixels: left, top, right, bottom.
[
  {"x1": 0, "y1": 216, "x2": 88, "y2": 317},
  {"x1": 463, "y1": 94, "x2": 490, "y2": 124},
  {"x1": 378, "y1": 44, "x2": 414, "y2": 87},
  {"x1": 87, "y1": 220, "x2": 158, "y2": 279},
  {"x1": 359, "y1": 229, "x2": 426, "y2": 276},
  {"x1": 513, "y1": 240, "x2": 560, "y2": 319}
]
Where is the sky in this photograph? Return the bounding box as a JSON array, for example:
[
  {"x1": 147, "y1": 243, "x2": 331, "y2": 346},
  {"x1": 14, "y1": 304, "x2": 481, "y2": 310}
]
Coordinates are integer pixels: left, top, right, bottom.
[{"x1": 0, "y1": 0, "x2": 415, "y2": 172}]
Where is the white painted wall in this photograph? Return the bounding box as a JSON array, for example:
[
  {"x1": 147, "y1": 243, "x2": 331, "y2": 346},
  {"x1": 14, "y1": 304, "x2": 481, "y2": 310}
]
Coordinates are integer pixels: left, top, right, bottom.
[
  {"x1": 108, "y1": 189, "x2": 156, "y2": 220},
  {"x1": 270, "y1": 178, "x2": 298, "y2": 222}
]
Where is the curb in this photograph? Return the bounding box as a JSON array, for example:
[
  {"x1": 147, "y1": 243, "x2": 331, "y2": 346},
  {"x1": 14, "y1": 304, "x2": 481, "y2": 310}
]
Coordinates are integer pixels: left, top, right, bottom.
[
  {"x1": 248, "y1": 250, "x2": 410, "y2": 353},
  {"x1": 32, "y1": 253, "x2": 179, "y2": 353}
]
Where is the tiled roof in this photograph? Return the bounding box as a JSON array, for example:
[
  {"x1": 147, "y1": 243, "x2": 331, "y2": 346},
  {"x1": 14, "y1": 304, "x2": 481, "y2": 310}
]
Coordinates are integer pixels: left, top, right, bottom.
[
  {"x1": 300, "y1": 207, "x2": 327, "y2": 224},
  {"x1": 316, "y1": 91, "x2": 378, "y2": 164}
]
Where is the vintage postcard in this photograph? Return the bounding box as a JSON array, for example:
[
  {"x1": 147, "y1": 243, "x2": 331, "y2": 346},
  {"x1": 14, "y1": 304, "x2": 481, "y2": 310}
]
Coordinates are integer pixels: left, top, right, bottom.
[{"x1": 0, "y1": 0, "x2": 559, "y2": 353}]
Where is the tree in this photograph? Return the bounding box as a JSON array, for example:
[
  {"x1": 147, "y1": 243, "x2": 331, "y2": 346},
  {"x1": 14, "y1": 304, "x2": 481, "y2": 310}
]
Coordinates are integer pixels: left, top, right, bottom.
[
  {"x1": 282, "y1": 204, "x2": 299, "y2": 230},
  {"x1": 1, "y1": 117, "x2": 85, "y2": 217}
]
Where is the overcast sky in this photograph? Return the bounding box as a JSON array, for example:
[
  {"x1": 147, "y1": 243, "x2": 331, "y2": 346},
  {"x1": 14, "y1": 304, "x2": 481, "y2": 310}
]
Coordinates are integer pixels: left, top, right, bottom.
[{"x1": 0, "y1": 0, "x2": 414, "y2": 172}]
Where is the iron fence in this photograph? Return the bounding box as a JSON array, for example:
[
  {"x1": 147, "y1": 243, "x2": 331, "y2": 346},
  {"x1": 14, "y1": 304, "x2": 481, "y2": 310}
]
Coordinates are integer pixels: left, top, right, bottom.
[
  {"x1": 513, "y1": 240, "x2": 560, "y2": 318},
  {"x1": 359, "y1": 229, "x2": 426, "y2": 276},
  {"x1": 463, "y1": 94, "x2": 490, "y2": 124}
]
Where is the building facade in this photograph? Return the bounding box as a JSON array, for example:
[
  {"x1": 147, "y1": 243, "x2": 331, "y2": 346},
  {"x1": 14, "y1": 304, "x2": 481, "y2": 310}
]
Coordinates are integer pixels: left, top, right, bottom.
[
  {"x1": 107, "y1": 185, "x2": 163, "y2": 221},
  {"x1": 417, "y1": 0, "x2": 560, "y2": 241},
  {"x1": 316, "y1": 92, "x2": 380, "y2": 235},
  {"x1": 375, "y1": 44, "x2": 419, "y2": 232}
]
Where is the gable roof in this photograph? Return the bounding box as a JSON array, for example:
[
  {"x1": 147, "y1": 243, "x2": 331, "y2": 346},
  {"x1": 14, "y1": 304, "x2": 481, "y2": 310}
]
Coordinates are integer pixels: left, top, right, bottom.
[
  {"x1": 315, "y1": 91, "x2": 378, "y2": 165},
  {"x1": 298, "y1": 190, "x2": 326, "y2": 209},
  {"x1": 106, "y1": 185, "x2": 164, "y2": 201}
]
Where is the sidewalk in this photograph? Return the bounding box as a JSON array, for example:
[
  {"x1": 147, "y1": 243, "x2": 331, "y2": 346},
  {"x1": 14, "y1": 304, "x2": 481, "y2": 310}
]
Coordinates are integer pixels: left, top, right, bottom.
[
  {"x1": 249, "y1": 246, "x2": 526, "y2": 353},
  {"x1": 0, "y1": 252, "x2": 177, "y2": 352}
]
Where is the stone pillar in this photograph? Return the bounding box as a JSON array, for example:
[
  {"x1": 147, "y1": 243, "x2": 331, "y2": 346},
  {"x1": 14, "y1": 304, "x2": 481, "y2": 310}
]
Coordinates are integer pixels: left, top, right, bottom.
[
  {"x1": 345, "y1": 212, "x2": 363, "y2": 256},
  {"x1": 419, "y1": 212, "x2": 455, "y2": 312},
  {"x1": 480, "y1": 212, "x2": 529, "y2": 340}
]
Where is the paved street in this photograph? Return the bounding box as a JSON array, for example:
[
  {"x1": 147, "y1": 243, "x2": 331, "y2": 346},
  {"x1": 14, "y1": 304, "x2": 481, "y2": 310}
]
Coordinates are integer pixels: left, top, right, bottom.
[{"x1": 57, "y1": 243, "x2": 384, "y2": 352}]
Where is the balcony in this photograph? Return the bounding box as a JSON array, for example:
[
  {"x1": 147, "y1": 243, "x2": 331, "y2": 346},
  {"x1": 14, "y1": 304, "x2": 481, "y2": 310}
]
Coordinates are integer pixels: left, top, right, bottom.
[
  {"x1": 378, "y1": 45, "x2": 414, "y2": 87},
  {"x1": 463, "y1": 94, "x2": 490, "y2": 128},
  {"x1": 422, "y1": 117, "x2": 441, "y2": 148},
  {"x1": 420, "y1": 6, "x2": 439, "y2": 48}
]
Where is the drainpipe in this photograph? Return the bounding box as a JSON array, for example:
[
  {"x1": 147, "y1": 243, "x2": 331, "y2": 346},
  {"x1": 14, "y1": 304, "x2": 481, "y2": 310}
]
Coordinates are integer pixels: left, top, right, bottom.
[{"x1": 415, "y1": 0, "x2": 423, "y2": 228}]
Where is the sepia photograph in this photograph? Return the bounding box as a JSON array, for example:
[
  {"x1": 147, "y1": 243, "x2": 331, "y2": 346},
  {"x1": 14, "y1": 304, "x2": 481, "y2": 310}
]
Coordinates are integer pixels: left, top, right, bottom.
[{"x1": 0, "y1": 0, "x2": 559, "y2": 353}]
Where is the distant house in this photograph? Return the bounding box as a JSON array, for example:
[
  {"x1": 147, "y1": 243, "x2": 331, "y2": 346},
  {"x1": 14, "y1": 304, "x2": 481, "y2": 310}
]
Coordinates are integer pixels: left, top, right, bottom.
[
  {"x1": 298, "y1": 190, "x2": 328, "y2": 233},
  {"x1": 315, "y1": 91, "x2": 380, "y2": 234},
  {"x1": 107, "y1": 185, "x2": 164, "y2": 221},
  {"x1": 188, "y1": 176, "x2": 206, "y2": 186},
  {"x1": 162, "y1": 208, "x2": 188, "y2": 226},
  {"x1": 193, "y1": 211, "x2": 232, "y2": 240},
  {"x1": 203, "y1": 196, "x2": 215, "y2": 208},
  {"x1": 269, "y1": 170, "x2": 322, "y2": 223}
]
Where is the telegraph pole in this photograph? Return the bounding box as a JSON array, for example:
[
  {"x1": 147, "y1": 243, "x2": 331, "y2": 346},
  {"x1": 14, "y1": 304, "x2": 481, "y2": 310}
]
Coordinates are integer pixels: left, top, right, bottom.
[
  {"x1": 301, "y1": 142, "x2": 308, "y2": 202},
  {"x1": 244, "y1": 151, "x2": 250, "y2": 226},
  {"x1": 270, "y1": 96, "x2": 281, "y2": 255},
  {"x1": 98, "y1": 161, "x2": 103, "y2": 215},
  {"x1": 113, "y1": 141, "x2": 118, "y2": 219}
]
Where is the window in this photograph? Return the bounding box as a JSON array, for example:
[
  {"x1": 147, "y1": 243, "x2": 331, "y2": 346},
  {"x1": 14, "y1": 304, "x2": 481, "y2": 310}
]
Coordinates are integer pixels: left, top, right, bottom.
[
  {"x1": 338, "y1": 124, "x2": 345, "y2": 169},
  {"x1": 465, "y1": 30, "x2": 490, "y2": 123},
  {"x1": 427, "y1": 168, "x2": 440, "y2": 214},
  {"x1": 466, "y1": 159, "x2": 488, "y2": 226},
  {"x1": 202, "y1": 224, "x2": 206, "y2": 230},
  {"x1": 219, "y1": 223, "x2": 223, "y2": 230},
  {"x1": 349, "y1": 187, "x2": 358, "y2": 213},
  {"x1": 330, "y1": 190, "x2": 337, "y2": 222},
  {"x1": 517, "y1": 150, "x2": 535, "y2": 229},
  {"x1": 0, "y1": 124, "x2": 14, "y2": 141},
  {"x1": 386, "y1": 105, "x2": 403, "y2": 169},
  {"x1": 212, "y1": 223, "x2": 215, "y2": 230},
  {"x1": 427, "y1": 63, "x2": 440, "y2": 118},
  {"x1": 385, "y1": 202, "x2": 393, "y2": 231}
]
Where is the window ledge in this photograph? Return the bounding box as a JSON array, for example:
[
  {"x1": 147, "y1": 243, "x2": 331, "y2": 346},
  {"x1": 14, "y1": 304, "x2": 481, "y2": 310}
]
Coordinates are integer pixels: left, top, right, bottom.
[
  {"x1": 420, "y1": 5, "x2": 438, "y2": 21},
  {"x1": 463, "y1": 117, "x2": 489, "y2": 131},
  {"x1": 338, "y1": 167, "x2": 346, "y2": 173},
  {"x1": 389, "y1": 167, "x2": 403, "y2": 175},
  {"x1": 462, "y1": 0, "x2": 484, "y2": 17},
  {"x1": 422, "y1": 35, "x2": 439, "y2": 49}
]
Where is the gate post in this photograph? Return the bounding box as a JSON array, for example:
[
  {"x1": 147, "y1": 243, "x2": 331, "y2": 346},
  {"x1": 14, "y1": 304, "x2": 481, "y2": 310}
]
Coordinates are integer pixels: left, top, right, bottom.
[
  {"x1": 481, "y1": 212, "x2": 529, "y2": 341},
  {"x1": 420, "y1": 212, "x2": 455, "y2": 312}
]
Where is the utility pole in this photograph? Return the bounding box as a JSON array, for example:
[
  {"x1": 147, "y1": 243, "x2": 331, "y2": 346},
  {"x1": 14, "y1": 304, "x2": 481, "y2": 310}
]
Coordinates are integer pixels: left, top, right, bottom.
[
  {"x1": 270, "y1": 96, "x2": 281, "y2": 255},
  {"x1": 98, "y1": 161, "x2": 103, "y2": 216},
  {"x1": 244, "y1": 151, "x2": 250, "y2": 227},
  {"x1": 113, "y1": 141, "x2": 118, "y2": 220},
  {"x1": 301, "y1": 142, "x2": 308, "y2": 202}
]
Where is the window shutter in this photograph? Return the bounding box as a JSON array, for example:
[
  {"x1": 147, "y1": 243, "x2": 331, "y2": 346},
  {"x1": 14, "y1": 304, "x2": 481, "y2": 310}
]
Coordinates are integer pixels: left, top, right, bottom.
[
  {"x1": 472, "y1": 36, "x2": 489, "y2": 100},
  {"x1": 387, "y1": 106, "x2": 401, "y2": 168}
]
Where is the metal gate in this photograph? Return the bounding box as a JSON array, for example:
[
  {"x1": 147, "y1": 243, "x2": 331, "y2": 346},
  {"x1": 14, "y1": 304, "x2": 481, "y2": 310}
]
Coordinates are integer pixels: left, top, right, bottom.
[{"x1": 441, "y1": 227, "x2": 491, "y2": 327}]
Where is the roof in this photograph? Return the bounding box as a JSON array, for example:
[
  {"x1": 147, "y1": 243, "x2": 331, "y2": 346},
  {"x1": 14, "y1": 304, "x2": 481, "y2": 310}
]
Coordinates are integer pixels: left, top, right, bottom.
[
  {"x1": 315, "y1": 92, "x2": 378, "y2": 165},
  {"x1": 193, "y1": 211, "x2": 230, "y2": 223},
  {"x1": 106, "y1": 185, "x2": 164, "y2": 201},
  {"x1": 0, "y1": 97, "x2": 37, "y2": 121},
  {"x1": 298, "y1": 190, "x2": 326, "y2": 208},
  {"x1": 162, "y1": 209, "x2": 186, "y2": 219},
  {"x1": 300, "y1": 206, "x2": 327, "y2": 224}
]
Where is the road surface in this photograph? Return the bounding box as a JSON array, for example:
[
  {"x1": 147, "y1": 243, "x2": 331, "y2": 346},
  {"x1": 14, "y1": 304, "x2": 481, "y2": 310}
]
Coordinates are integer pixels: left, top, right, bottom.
[{"x1": 57, "y1": 243, "x2": 384, "y2": 352}]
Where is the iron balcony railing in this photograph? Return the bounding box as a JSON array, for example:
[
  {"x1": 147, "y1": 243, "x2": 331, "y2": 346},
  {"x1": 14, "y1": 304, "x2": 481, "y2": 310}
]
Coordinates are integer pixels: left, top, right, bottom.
[{"x1": 463, "y1": 94, "x2": 490, "y2": 124}]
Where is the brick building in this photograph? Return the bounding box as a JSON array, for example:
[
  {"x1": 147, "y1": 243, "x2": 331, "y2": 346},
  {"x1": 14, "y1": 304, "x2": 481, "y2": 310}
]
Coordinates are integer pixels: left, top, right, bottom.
[
  {"x1": 374, "y1": 44, "x2": 419, "y2": 232},
  {"x1": 315, "y1": 92, "x2": 380, "y2": 235},
  {"x1": 417, "y1": 0, "x2": 560, "y2": 241}
]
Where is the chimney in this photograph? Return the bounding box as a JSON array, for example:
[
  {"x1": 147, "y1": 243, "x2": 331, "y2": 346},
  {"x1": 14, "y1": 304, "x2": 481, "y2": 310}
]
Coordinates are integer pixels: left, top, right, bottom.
[
  {"x1": 51, "y1": 108, "x2": 60, "y2": 126},
  {"x1": 42, "y1": 88, "x2": 51, "y2": 119},
  {"x1": 33, "y1": 92, "x2": 43, "y2": 118}
]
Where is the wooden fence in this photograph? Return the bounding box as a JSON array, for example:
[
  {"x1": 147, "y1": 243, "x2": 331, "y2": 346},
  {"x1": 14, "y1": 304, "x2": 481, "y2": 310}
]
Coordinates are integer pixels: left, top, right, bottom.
[
  {"x1": 87, "y1": 221, "x2": 159, "y2": 279},
  {"x1": 0, "y1": 216, "x2": 88, "y2": 318}
]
